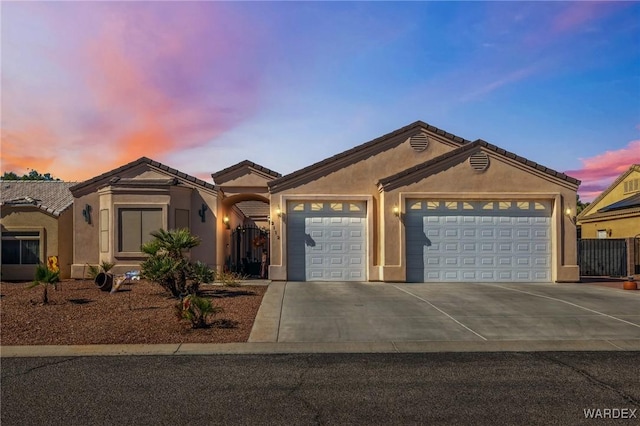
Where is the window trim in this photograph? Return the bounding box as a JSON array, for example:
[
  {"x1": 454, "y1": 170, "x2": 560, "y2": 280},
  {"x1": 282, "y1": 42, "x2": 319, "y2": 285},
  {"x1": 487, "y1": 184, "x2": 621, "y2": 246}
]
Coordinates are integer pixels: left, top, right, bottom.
[
  {"x1": 1, "y1": 227, "x2": 45, "y2": 265},
  {"x1": 113, "y1": 203, "x2": 167, "y2": 259}
]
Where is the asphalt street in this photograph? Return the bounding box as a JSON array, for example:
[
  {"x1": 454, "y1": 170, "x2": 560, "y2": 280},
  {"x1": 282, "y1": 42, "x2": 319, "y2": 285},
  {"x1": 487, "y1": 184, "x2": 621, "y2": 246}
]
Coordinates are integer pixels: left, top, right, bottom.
[{"x1": 2, "y1": 352, "x2": 639, "y2": 425}]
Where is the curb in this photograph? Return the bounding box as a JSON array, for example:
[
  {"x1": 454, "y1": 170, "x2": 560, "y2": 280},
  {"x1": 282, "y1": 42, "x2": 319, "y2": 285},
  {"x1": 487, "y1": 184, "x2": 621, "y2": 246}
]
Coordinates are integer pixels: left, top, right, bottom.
[{"x1": 2, "y1": 339, "x2": 639, "y2": 358}]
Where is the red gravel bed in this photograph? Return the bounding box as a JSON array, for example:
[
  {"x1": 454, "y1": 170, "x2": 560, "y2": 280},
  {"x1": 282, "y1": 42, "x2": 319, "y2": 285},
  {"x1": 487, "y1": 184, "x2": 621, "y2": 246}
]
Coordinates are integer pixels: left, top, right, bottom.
[{"x1": 0, "y1": 279, "x2": 266, "y2": 346}]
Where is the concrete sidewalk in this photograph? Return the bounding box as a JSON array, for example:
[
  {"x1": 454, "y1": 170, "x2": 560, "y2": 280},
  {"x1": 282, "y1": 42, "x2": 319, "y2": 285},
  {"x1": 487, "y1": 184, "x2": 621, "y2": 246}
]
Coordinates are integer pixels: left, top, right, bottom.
[{"x1": 2, "y1": 339, "x2": 640, "y2": 358}]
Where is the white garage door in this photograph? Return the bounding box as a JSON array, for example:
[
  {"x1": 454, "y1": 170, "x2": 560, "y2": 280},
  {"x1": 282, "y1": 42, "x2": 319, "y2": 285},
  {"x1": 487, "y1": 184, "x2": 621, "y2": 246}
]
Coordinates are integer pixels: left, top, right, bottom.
[
  {"x1": 406, "y1": 200, "x2": 552, "y2": 282},
  {"x1": 287, "y1": 201, "x2": 366, "y2": 281}
]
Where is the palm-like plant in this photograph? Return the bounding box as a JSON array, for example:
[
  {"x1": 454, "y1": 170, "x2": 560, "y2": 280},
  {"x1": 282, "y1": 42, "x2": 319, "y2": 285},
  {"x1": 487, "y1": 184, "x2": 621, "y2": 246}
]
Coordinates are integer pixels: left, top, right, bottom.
[
  {"x1": 174, "y1": 294, "x2": 222, "y2": 329},
  {"x1": 29, "y1": 264, "x2": 60, "y2": 304},
  {"x1": 87, "y1": 260, "x2": 116, "y2": 280},
  {"x1": 140, "y1": 228, "x2": 213, "y2": 298}
]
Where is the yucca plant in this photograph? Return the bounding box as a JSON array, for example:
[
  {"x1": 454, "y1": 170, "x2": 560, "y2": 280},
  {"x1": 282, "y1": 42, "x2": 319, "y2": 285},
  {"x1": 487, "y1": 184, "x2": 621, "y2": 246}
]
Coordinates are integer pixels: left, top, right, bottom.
[
  {"x1": 174, "y1": 294, "x2": 222, "y2": 329},
  {"x1": 29, "y1": 264, "x2": 60, "y2": 305},
  {"x1": 141, "y1": 228, "x2": 214, "y2": 298}
]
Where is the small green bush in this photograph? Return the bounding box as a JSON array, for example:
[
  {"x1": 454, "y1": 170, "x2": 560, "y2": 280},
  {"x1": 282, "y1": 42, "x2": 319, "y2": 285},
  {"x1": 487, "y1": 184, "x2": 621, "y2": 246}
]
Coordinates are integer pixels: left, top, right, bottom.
[
  {"x1": 214, "y1": 270, "x2": 246, "y2": 287},
  {"x1": 174, "y1": 295, "x2": 222, "y2": 329},
  {"x1": 29, "y1": 264, "x2": 60, "y2": 304},
  {"x1": 86, "y1": 260, "x2": 116, "y2": 279}
]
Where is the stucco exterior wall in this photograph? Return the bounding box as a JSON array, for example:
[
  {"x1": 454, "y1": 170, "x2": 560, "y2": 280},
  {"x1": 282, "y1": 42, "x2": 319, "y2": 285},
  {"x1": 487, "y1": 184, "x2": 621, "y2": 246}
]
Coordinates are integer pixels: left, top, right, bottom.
[
  {"x1": 189, "y1": 189, "x2": 218, "y2": 268},
  {"x1": 71, "y1": 192, "x2": 101, "y2": 278},
  {"x1": 580, "y1": 216, "x2": 640, "y2": 239},
  {"x1": 57, "y1": 208, "x2": 73, "y2": 279}
]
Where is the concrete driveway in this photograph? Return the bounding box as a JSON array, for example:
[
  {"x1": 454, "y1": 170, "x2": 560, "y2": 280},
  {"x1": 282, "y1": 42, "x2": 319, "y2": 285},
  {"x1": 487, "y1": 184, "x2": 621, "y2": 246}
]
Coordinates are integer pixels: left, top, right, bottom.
[{"x1": 249, "y1": 282, "x2": 640, "y2": 345}]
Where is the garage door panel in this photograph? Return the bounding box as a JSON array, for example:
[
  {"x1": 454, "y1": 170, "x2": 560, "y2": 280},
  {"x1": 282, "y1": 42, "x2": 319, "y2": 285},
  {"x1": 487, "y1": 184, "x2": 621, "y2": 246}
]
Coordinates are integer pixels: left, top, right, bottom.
[
  {"x1": 406, "y1": 200, "x2": 551, "y2": 282},
  {"x1": 534, "y1": 256, "x2": 549, "y2": 266},
  {"x1": 443, "y1": 257, "x2": 459, "y2": 266},
  {"x1": 533, "y1": 229, "x2": 549, "y2": 239},
  {"x1": 478, "y1": 242, "x2": 495, "y2": 252},
  {"x1": 444, "y1": 229, "x2": 459, "y2": 237},
  {"x1": 479, "y1": 257, "x2": 495, "y2": 266},
  {"x1": 461, "y1": 243, "x2": 476, "y2": 252},
  {"x1": 498, "y1": 256, "x2": 512, "y2": 266},
  {"x1": 479, "y1": 229, "x2": 495, "y2": 238},
  {"x1": 288, "y1": 201, "x2": 366, "y2": 282},
  {"x1": 461, "y1": 270, "x2": 478, "y2": 280},
  {"x1": 461, "y1": 256, "x2": 477, "y2": 266}
]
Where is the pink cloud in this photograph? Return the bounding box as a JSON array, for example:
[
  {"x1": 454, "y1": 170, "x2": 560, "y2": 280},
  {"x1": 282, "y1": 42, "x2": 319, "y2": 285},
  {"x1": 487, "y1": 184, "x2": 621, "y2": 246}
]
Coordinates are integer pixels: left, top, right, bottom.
[
  {"x1": 0, "y1": 2, "x2": 267, "y2": 181},
  {"x1": 459, "y1": 65, "x2": 540, "y2": 103},
  {"x1": 551, "y1": 2, "x2": 606, "y2": 34},
  {"x1": 565, "y1": 140, "x2": 640, "y2": 202}
]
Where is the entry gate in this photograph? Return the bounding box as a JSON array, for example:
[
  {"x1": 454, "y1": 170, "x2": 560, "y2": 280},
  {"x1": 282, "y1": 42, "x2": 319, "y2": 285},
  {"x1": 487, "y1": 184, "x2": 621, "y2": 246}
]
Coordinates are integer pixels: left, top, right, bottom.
[
  {"x1": 230, "y1": 226, "x2": 269, "y2": 277},
  {"x1": 578, "y1": 239, "x2": 627, "y2": 277}
]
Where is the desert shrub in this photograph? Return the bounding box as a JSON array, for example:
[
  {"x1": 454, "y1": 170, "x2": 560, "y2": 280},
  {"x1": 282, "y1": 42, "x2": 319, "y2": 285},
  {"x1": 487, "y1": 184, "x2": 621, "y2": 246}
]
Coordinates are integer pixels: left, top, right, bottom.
[
  {"x1": 214, "y1": 270, "x2": 246, "y2": 287},
  {"x1": 29, "y1": 264, "x2": 60, "y2": 304},
  {"x1": 86, "y1": 260, "x2": 116, "y2": 279},
  {"x1": 140, "y1": 228, "x2": 214, "y2": 298},
  {"x1": 174, "y1": 295, "x2": 222, "y2": 329}
]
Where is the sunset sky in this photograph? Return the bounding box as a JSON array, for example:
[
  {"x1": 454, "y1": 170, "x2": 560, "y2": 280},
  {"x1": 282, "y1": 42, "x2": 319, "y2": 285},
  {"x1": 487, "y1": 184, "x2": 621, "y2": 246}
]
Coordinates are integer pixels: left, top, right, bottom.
[{"x1": 1, "y1": 1, "x2": 639, "y2": 201}]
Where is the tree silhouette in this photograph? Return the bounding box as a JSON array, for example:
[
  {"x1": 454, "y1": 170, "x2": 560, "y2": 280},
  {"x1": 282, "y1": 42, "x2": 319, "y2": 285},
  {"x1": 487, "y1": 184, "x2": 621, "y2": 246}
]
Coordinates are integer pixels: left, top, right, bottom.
[{"x1": 2, "y1": 170, "x2": 60, "y2": 181}]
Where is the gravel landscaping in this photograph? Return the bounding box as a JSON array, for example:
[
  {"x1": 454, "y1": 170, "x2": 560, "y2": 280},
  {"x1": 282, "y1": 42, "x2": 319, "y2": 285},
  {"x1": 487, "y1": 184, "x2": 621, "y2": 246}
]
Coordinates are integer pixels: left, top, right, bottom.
[{"x1": 0, "y1": 279, "x2": 266, "y2": 346}]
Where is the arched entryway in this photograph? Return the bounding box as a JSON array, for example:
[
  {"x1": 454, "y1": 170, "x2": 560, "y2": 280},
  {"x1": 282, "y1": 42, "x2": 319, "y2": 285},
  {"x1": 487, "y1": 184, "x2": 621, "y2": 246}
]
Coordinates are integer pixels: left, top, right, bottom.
[
  {"x1": 229, "y1": 225, "x2": 269, "y2": 276},
  {"x1": 219, "y1": 193, "x2": 270, "y2": 278}
]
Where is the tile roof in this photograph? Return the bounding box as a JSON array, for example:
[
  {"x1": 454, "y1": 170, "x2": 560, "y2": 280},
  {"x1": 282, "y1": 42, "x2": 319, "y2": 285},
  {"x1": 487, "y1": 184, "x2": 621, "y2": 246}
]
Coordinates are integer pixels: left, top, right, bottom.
[
  {"x1": 235, "y1": 200, "x2": 270, "y2": 219},
  {"x1": 0, "y1": 180, "x2": 77, "y2": 216},
  {"x1": 377, "y1": 139, "x2": 580, "y2": 191},
  {"x1": 212, "y1": 160, "x2": 281, "y2": 182},
  {"x1": 69, "y1": 157, "x2": 216, "y2": 195}
]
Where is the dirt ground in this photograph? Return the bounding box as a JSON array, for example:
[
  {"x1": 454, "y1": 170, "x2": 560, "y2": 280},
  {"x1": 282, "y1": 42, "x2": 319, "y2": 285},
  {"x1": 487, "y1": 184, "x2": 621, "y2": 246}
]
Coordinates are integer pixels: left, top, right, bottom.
[{"x1": 0, "y1": 279, "x2": 266, "y2": 346}]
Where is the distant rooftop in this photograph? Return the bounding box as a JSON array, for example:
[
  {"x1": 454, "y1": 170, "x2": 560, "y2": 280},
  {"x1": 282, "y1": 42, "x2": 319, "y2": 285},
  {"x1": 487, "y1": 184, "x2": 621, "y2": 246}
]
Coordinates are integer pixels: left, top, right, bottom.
[{"x1": 0, "y1": 180, "x2": 77, "y2": 216}]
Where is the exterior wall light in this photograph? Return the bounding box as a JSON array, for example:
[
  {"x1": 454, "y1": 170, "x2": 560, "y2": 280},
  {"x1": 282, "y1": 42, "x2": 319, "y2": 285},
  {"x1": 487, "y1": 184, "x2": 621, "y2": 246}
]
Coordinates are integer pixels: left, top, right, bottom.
[
  {"x1": 393, "y1": 205, "x2": 400, "y2": 217},
  {"x1": 223, "y1": 216, "x2": 230, "y2": 229},
  {"x1": 565, "y1": 208, "x2": 576, "y2": 225},
  {"x1": 275, "y1": 206, "x2": 282, "y2": 217}
]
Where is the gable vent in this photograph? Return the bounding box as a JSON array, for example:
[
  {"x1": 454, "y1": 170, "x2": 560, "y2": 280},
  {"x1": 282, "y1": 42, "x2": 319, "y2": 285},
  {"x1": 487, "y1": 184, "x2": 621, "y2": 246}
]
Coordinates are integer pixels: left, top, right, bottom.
[
  {"x1": 469, "y1": 151, "x2": 489, "y2": 172},
  {"x1": 409, "y1": 133, "x2": 429, "y2": 152}
]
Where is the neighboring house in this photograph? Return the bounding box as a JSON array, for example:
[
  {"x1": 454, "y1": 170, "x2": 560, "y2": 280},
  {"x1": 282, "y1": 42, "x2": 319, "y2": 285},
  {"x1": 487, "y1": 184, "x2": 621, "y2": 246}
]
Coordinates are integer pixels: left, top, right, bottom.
[
  {"x1": 1, "y1": 180, "x2": 76, "y2": 280},
  {"x1": 68, "y1": 157, "x2": 220, "y2": 278},
  {"x1": 577, "y1": 164, "x2": 640, "y2": 239},
  {"x1": 267, "y1": 121, "x2": 581, "y2": 283}
]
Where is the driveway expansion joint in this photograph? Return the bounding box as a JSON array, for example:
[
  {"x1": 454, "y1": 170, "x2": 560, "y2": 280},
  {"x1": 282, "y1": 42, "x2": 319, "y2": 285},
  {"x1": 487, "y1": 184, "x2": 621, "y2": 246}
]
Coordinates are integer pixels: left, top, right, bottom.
[
  {"x1": 391, "y1": 284, "x2": 488, "y2": 341},
  {"x1": 488, "y1": 283, "x2": 640, "y2": 329}
]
